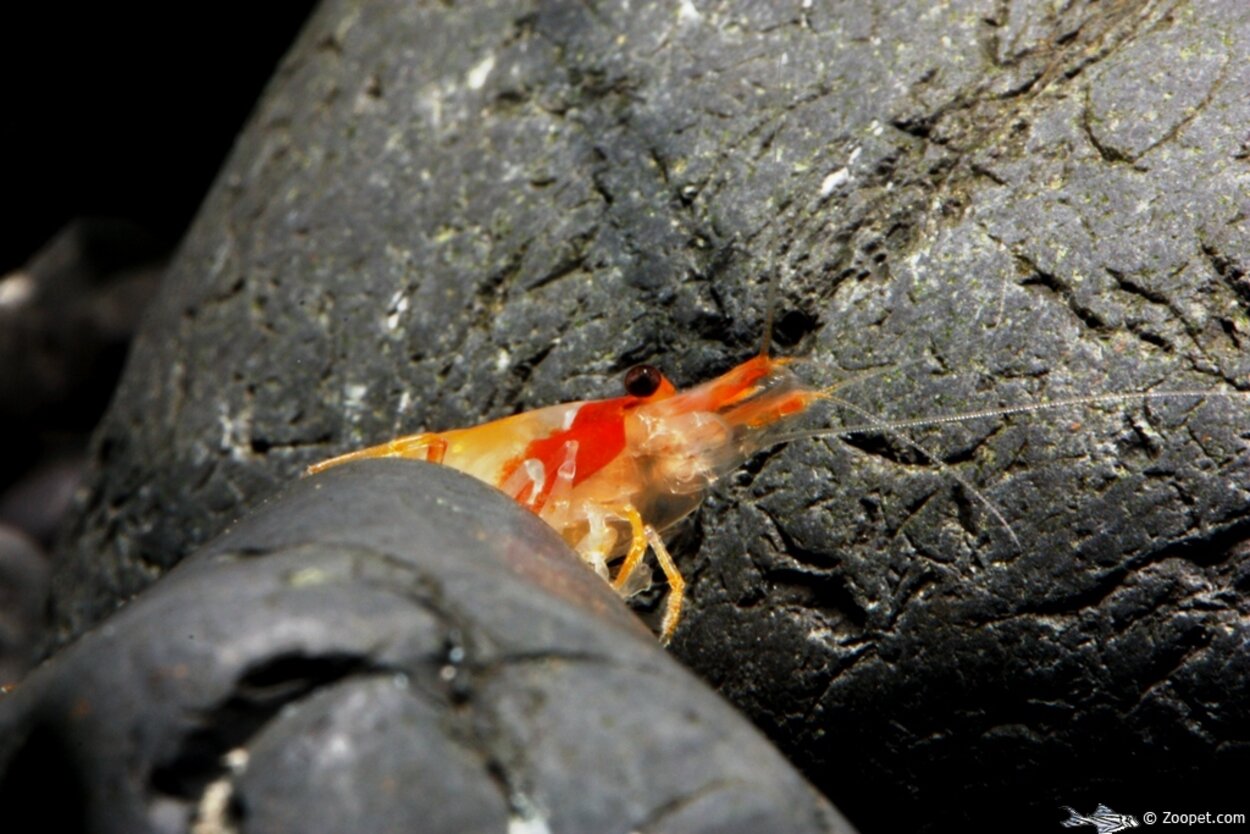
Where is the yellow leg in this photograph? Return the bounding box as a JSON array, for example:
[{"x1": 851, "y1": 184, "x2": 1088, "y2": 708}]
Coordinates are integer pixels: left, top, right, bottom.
[
  {"x1": 609, "y1": 506, "x2": 685, "y2": 645},
  {"x1": 645, "y1": 526, "x2": 685, "y2": 646},
  {"x1": 306, "y1": 433, "x2": 446, "y2": 475},
  {"x1": 611, "y1": 506, "x2": 649, "y2": 593}
]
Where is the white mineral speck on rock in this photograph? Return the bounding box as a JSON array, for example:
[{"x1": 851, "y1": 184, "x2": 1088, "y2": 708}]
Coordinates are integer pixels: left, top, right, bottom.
[
  {"x1": 344, "y1": 383, "x2": 368, "y2": 410},
  {"x1": 820, "y1": 167, "x2": 849, "y2": 197},
  {"x1": 467, "y1": 54, "x2": 496, "y2": 90}
]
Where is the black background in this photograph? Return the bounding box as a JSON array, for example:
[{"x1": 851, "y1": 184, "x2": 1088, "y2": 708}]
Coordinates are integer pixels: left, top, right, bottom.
[{"x1": 3, "y1": 3, "x2": 318, "y2": 275}]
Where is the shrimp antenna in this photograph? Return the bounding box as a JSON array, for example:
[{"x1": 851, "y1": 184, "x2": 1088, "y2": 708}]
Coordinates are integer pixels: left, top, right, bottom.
[
  {"x1": 823, "y1": 394, "x2": 1022, "y2": 551},
  {"x1": 771, "y1": 387, "x2": 1250, "y2": 549},
  {"x1": 759, "y1": 262, "x2": 783, "y2": 359},
  {"x1": 774, "y1": 388, "x2": 1249, "y2": 440}
]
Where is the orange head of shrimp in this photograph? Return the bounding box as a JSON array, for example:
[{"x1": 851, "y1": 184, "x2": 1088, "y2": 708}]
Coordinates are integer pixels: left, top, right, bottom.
[{"x1": 619, "y1": 353, "x2": 819, "y2": 527}]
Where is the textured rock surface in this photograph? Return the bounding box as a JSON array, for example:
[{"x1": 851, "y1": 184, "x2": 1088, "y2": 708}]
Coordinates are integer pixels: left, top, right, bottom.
[
  {"x1": 6, "y1": 462, "x2": 849, "y2": 834},
  {"x1": 51, "y1": 0, "x2": 1250, "y2": 830}
]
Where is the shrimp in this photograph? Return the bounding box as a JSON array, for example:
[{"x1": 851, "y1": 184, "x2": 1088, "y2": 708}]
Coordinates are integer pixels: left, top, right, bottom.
[
  {"x1": 308, "y1": 341, "x2": 821, "y2": 643},
  {"x1": 308, "y1": 273, "x2": 1249, "y2": 645}
]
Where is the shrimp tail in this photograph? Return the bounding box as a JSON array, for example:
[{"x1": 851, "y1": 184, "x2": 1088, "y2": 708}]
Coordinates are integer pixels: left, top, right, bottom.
[{"x1": 306, "y1": 432, "x2": 447, "y2": 475}]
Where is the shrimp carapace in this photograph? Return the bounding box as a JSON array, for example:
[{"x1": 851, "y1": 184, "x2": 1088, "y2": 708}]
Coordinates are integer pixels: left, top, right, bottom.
[{"x1": 307, "y1": 351, "x2": 821, "y2": 643}]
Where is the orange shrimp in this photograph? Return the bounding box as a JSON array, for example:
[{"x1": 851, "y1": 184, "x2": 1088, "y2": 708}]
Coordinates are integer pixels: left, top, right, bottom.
[{"x1": 308, "y1": 344, "x2": 820, "y2": 643}]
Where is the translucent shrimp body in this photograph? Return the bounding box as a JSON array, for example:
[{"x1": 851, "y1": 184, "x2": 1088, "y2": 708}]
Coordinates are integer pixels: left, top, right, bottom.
[
  {"x1": 308, "y1": 353, "x2": 818, "y2": 642},
  {"x1": 621, "y1": 356, "x2": 814, "y2": 530}
]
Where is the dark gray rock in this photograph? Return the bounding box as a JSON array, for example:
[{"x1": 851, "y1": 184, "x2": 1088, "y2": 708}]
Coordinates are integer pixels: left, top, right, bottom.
[
  {"x1": 50, "y1": 0, "x2": 1250, "y2": 831},
  {"x1": 0, "y1": 526, "x2": 48, "y2": 685},
  {"x1": 0, "y1": 218, "x2": 164, "y2": 428},
  {"x1": 0, "y1": 217, "x2": 164, "y2": 567},
  {"x1": 3, "y1": 461, "x2": 849, "y2": 834},
  {"x1": 0, "y1": 455, "x2": 85, "y2": 548}
]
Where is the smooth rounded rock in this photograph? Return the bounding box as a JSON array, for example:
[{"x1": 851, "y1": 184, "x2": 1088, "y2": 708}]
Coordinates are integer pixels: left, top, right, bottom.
[{"x1": 4, "y1": 461, "x2": 851, "y2": 834}]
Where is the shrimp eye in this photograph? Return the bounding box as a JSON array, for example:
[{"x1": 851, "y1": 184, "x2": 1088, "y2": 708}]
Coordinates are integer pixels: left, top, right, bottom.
[{"x1": 624, "y1": 364, "x2": 662, "y2": 397}]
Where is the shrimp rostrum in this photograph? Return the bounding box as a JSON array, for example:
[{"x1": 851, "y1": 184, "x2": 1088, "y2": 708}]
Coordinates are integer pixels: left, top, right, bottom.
[{"x1": 308, "y1": 353, "x2": 818, "y2": 643}]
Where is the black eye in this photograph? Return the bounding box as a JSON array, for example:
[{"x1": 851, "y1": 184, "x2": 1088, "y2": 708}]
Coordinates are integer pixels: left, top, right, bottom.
[{"x1": 623, "y1": 364, "x2": 662, "y2": 397}]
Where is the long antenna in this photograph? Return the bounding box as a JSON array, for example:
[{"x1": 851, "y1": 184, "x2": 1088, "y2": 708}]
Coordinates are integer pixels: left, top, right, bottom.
[
  {"x1": 825, "y1": 393, "x2": 1022, "y2": 550},
  {"x1": 759, "y1": 261, "x2": 783, "y2": 359},
  {"x1": 772, "y1": 389, "x2": 1241, "y2": 441}
]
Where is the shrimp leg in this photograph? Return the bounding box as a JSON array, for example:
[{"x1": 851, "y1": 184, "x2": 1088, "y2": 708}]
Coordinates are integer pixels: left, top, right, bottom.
[
  {"x1": 306, "y1": 432, "x2": 448, "y2": 475},
  {"x1": 572, "y1": 505, "x2": 615, "y2": 581},
  {"x1": 610, "y1": 505, "x2": 650, "y2": 594},
  {"x1": 607, "y1": 505, "x2": 685, "y2": 645},
  {"x1": 646, "y1": 526, "x2": 685, "y2": 645}
]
